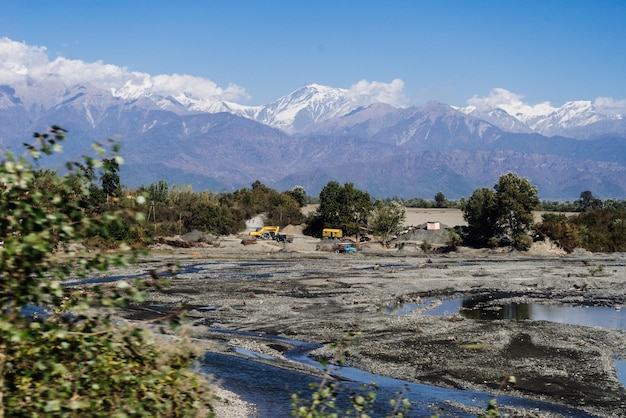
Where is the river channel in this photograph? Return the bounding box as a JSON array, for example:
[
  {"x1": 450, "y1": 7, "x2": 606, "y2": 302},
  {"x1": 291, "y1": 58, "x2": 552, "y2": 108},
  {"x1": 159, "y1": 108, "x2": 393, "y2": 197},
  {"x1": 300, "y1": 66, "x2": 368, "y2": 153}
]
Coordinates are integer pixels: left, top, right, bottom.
[
  {"x1": 199, "y1": 329, "x2": 597, "y2": 417},
  {"x1": 115, "y1": 252, "x2": 626, "y2": 416},
  {"x1": 197, "y1": 291, "x2": 626, "y2": 417}
]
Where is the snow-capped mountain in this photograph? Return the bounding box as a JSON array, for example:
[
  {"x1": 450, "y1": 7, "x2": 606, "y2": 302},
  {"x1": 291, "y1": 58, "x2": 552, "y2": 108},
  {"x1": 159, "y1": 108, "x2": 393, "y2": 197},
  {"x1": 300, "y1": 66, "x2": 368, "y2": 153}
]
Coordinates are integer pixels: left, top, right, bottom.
[
  {"x1": 461, "y1": 100, "x2": 626, "y2": 139},
  {"x1": 104, "y1": 80, "x2": 365, "y2": 133},
  {"x1": 190, "y1": 85, "x2": 626, "y2": 138},
  {"x1": 201, "y1": 83, "x2": 362, "y2": 133},
  {"x1": 2, "y1": 78, "x2": 626, "y2": 198},
  {"x1": 249, "y1": 83, "x2": 355, "y2": 133},
  {"x1": 30, "y1": 80, "x2": 373, "y2": 134},
  {"x1": 6, "y1": 73, "x2": 624, "y2": 139}
]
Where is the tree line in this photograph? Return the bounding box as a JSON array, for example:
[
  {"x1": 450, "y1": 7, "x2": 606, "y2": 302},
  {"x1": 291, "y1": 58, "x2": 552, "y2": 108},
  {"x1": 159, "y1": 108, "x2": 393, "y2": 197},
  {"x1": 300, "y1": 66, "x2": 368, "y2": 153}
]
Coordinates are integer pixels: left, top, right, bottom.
[
  {"x1": 24, "y1": 145, "x2": 626, "y2": 256},
  {"x1": 42, "y1": 147, "x2": 626, "y2": 254}
]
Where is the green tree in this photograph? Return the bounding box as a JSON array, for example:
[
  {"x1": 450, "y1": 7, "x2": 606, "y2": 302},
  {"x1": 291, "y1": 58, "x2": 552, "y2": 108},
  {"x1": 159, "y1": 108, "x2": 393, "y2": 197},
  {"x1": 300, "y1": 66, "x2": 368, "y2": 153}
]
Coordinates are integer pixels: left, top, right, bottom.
[
  {"x1": 0, "y1": 127, "x2": 215, "y2": 417},
  {"x1": 434, "y1": 191, "x2": 448, "y2": 208},
  {"x1": 462, "y1": 173, "x2": 539, "y2": 249},
  {"x1": 146, "y1": 180, "x2": 169, "y2": 205},
  {"x1": 535, "y1": 213, "x2": 581, "y2": 252},
  {"x1": 101, "y1": 157, "x2": 122, "y2": 198},
  {"x1": 369, "y1": 201, "x2": 406, "y2": 246},
  {"x1": 233, "y1": 181, "x2": 276, "y2": 219},
  {"x1": 266, "y1": 192, "x2": 305, "y2": 227},
  {"x1": 570, "y1": 209, "x2": 626, "y2": 252},
  {"x1": 291, "y1": 185, "x2": 307, "y2": 208},
  {"x1": 317, "y1": 181, "x2": 344, "y2": 227},
  {"x1": 317, "y1": 181, "x2": 372, "y2": 236},
  {"x1": 494, "y1": 173, "x2": 540, "y2": 249},
  {"x1": 462, "y1": 187, "x2": 500, "y2": 246},
  {"x1": 577, "y1": 190, "x2": 602, "y2": 212}
]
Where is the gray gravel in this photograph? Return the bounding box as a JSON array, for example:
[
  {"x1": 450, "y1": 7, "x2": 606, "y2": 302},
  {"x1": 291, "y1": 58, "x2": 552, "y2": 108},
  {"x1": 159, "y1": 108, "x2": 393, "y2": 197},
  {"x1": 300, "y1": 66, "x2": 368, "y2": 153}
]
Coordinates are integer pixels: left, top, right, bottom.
[{"x1": 110, "y1": 246, "x2": 626, "y2": 417}]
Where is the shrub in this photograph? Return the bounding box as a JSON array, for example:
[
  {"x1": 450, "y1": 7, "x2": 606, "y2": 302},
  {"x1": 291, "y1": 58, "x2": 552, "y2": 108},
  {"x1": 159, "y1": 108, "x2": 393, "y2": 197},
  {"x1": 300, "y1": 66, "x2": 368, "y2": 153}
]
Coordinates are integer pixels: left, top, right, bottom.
[{"x1": 0, "y1": 127, "x2": 215, "y2": 417}]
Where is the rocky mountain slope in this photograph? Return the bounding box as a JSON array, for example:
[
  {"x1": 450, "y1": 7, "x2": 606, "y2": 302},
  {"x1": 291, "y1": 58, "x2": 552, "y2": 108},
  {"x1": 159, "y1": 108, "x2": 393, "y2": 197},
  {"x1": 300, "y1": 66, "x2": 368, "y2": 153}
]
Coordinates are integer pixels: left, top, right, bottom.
[{"x1": 1, "y1": 81, "x2": 626, "y2": 199}]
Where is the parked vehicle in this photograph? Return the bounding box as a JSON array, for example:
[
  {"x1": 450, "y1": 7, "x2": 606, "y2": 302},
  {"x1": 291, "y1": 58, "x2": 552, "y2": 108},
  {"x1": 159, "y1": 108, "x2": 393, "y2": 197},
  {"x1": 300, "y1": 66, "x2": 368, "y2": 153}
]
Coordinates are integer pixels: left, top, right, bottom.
[
  {"x1": 275, "y1": 234, "x2": 293, "y2": 243},
  {"x1": 322, "y1": 228, "x2": 343, "y2": 239},
  {"x1": 332, "y1": 243, "x2": 357, "y2": 253},
  {"x1": 249, "y1": 226, "x2": 280, "y2": 240}
]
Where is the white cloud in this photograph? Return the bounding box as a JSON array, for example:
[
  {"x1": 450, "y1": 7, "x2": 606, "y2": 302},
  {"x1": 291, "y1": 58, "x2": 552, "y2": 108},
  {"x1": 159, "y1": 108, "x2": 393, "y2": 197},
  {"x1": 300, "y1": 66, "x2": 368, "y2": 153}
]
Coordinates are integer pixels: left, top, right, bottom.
[
  {"x1": 347, "y1": 79, "x2": 407, "y2": 107},
  {"x1": 468, "y1": 88, "x2": 626, "y2": 118},
  {"x1": 0, "y1": 37, "x2": 50, "y2": 82},
  {"x1": 150, "y1": 73, "x2": 248, "y2": 103},
  {"x1": 0, "y1": 37, "x2": 249, "y2": 103},
  {"x1": 593, "y1": 97, "x2": 626, "y2": 116},
  {"x1": 466, "y1": 88, "x2": 555, "y2": 117}
]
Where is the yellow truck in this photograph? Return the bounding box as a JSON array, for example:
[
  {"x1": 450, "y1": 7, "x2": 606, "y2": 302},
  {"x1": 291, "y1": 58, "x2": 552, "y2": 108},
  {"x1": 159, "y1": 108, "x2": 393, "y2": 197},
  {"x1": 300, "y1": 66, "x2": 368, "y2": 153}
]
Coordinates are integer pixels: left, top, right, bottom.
[
  {"x1": 249, "y1": 226, "x2": 280, "y2": 240},
  {"x1": 322, "y1": 228, "x2": 343, "y2": 239}
]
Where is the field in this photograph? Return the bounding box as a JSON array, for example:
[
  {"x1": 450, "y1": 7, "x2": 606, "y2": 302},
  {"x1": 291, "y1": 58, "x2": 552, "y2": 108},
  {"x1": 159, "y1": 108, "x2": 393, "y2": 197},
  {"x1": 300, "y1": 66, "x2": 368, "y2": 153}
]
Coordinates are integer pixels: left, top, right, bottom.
[
  {"x1": 304, "y1": 206, "x2": 560, "y2": 229},
  {"x1": 303, "y1": 205, "x2": 467, "y2": 227}
]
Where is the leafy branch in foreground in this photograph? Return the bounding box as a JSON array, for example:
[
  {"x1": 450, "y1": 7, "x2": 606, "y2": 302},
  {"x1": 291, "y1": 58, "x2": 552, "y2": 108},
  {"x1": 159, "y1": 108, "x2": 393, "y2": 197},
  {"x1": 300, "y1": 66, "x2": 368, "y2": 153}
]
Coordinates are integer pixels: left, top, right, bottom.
[
  {"x1": 476, "y1": 374, "x2": 516, "y2": 418},
  {"x1": 291, "y1": 331, "x2": 411, "y2": 417},
  {"x1": 290, "y1": 330, "x2": 519, "y2": 418},
  {"x1": 0, "y1": 126, "x2": 215, "y2": 417}
]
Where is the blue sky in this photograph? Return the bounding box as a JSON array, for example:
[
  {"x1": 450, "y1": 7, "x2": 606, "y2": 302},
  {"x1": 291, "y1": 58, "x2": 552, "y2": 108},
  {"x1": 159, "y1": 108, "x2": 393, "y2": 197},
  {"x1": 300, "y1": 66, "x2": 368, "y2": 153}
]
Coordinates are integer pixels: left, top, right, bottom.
[{"x1": 1, "y1": 0, "x2": 625, "y2": 108}]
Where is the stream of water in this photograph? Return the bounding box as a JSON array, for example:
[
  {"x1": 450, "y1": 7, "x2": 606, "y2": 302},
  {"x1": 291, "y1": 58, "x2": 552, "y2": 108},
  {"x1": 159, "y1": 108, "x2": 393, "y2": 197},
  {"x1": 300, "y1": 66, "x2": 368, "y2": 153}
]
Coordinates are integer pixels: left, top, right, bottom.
[
  {"x1": 199, "y1": 330, "x2": 596, "y2": 417},
  {"x1": 198, "y1": 293, "x2": 626, "y2": 416},
  {"x1": 383, "y1": 297, "x2": 626, "y2": 330}
]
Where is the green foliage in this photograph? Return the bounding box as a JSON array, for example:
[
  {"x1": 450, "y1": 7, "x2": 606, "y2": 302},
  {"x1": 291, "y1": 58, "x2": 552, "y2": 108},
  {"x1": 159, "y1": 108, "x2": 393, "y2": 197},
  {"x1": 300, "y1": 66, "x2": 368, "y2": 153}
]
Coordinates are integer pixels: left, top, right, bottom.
[
  {"x1": 577, "y1": 190, "x2": 602, "y2": 212},
  {"x1": 445, "y1": 229, "x2": 462, "y2": 252},
  {"x1": 493, "y1": 173, "x2": 540, "y2": 249},
  {"x1": 537, "y1": 208, "x2": 626, "y2": 252},
  {"x1": 434, "y1": 192, "x2": 447, "y2": 208},
  {"x1": 291, "y1": 332, "x2": 411, "y2": 417},
  {"x1": 317, "y1": 182, "x2": 373, "y2": 236},
  {"x1": 571, "y1": 209, "x2": 626, "y2": 252},
  {"x1": 398, "y1": 197, "x2": 461, "y2": 209},
  {"x1": 101, "y1": 157, "x2": 122, "y2": 197},
  {"x1": 291, "y1": 185, "x2": 308, "y2": 207},
  {"x1": 231, "y1": 181, "x2": 305, "y2": 227},
  {"x1": 144, "y1": 180, "x2": 169, "y2": 206},
  {"x1": 144, "y1": 185, "x2": 245, "y2": 236},
  {"x1": 477, "y1": 375, "x2": 516, "y2": 418},
  {"x1": 369, "y1": 201, "x2": 406, "y2": 246},
  {"x1": 462, "y1": 173, "x2": 539, "y2": 249},
  {"x1": 535, "y1": 213, "x2": 581, "y2": 252},
  {"x1": 462, "y1": 187, "x2": 500, "y2": 246},
  {"x1": 511, "y1": 233, "x2": 533, "y2": 251},
  {"x1": 3, "y1": 318, "x2": 213, "y2": 417},
  {"x1": 137, "y1": 179, "x2": 305, "y2": 238},
  {"x1": 537, "y1": 200, "x2": 580, "y2": 212},
  {"x1": 0, "y1": 127, "x2": 215, "y2": 417},
  {"x1": 265, "y1": 192, "x2": 305, "y2": 226},
  {"x1": 587, "y1": 263, "x2": 606, "y2": 277}
]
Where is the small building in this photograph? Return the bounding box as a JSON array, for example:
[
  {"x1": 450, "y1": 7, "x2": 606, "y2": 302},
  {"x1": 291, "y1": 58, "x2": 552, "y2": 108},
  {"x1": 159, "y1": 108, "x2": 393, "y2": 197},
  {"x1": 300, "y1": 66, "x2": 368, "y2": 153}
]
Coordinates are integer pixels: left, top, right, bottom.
[{"x1": 426, "y1": 221, "x2": 441, "y2": 231}]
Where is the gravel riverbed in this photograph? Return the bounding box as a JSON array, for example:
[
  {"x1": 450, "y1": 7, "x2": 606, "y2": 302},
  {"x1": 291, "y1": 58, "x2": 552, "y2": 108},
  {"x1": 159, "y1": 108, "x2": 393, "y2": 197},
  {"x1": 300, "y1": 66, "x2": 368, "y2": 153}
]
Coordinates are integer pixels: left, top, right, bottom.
[{"x1": 107, "y1": 238, "x2": 626, "y2": 417}]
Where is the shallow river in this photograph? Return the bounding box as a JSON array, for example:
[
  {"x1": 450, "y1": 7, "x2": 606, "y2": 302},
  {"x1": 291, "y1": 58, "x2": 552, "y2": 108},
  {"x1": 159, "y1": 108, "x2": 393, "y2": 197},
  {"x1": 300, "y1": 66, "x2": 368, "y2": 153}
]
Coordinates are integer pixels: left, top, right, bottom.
[{"x1": 200, "y1": 329, "x2": 597, "y2": 417}]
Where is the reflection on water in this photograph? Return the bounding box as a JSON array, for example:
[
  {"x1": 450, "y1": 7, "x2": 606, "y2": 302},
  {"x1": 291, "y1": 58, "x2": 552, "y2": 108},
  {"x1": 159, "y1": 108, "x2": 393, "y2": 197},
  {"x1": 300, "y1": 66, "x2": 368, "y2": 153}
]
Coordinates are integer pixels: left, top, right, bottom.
[
  {"x1": 617, "y1": 358, "x2": 626, "y2": 386},
  {"x1": 384, "y1": 297, "x2": 626, "y2": 330},
  {"x1": 384, "y1": 297, "x2": 626, "y2": 387}
]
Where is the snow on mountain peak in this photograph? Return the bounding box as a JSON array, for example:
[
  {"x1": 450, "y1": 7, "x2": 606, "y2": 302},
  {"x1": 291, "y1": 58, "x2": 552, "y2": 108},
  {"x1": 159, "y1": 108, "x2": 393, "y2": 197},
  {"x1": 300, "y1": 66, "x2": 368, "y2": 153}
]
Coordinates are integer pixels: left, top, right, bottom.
[
  {"x1": 460, "y1": 88, "x2": 626, "y2": 138},
  {"x1": 463, "y1": 88, "x2": 556, "y2": 121}
]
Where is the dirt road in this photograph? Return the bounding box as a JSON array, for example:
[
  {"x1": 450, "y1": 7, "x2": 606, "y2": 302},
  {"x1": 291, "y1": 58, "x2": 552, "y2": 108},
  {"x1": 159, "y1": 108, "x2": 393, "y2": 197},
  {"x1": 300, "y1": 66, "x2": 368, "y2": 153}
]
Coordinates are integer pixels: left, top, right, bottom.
[{"x1": 114, "y1": 240, "x2": 626, "y2": 417}]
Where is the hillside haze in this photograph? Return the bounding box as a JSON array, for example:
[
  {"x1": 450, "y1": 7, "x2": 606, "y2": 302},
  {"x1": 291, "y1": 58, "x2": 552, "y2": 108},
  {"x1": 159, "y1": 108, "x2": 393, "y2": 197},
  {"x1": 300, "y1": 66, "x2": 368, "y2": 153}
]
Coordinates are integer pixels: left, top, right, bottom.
[{"x1": 1, "y1": 81, "x2": 626, "y2": 199}]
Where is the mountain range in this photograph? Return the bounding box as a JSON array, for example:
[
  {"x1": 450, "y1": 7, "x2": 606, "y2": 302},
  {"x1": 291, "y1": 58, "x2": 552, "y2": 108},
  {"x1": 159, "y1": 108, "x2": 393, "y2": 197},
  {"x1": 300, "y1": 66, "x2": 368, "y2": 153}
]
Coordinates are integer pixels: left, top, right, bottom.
[{"x1": 1, "y1": 81, "x2": 626, "y2": 199}]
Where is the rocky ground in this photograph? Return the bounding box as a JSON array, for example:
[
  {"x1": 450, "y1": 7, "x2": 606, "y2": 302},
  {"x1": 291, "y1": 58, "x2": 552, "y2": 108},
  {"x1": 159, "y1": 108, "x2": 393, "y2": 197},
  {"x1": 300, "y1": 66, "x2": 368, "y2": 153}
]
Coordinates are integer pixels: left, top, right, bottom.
[{"x1": 102, "y1": 230, "x2": 626, "y2": 417}]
